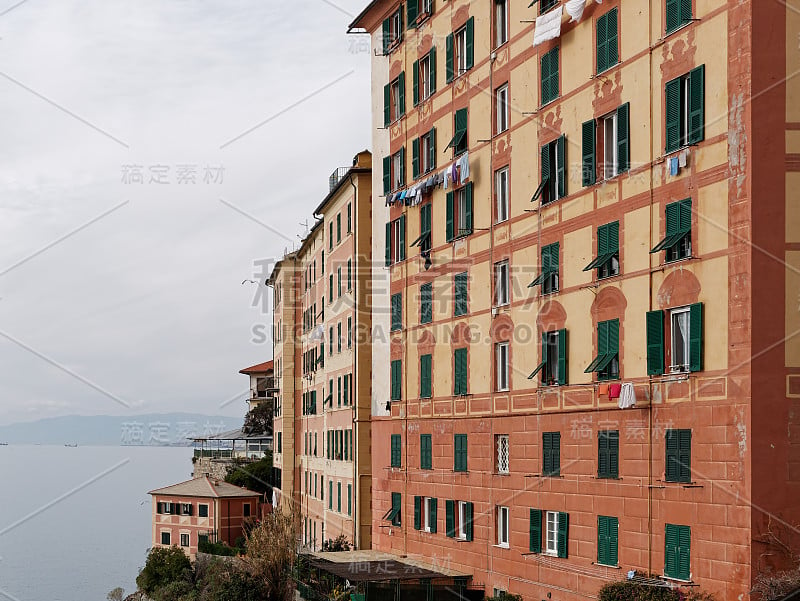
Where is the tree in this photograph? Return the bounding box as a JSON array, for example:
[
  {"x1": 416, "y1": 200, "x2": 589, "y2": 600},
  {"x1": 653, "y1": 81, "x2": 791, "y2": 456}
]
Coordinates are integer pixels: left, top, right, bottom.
[
  {"x1": 225, "y1": 454, "x2": 273, "y2": 495},
  {"x1": 321, "y1": 535, "x2": 352, "y2": 552},
  {"x1": 136, "y1": 546, "x2": 193, "y2": 596},
  {"x1": 106, "y1": 588, "x2": 124, "y2": 601},
  {"x1": 243, "y1": 509, "x2": 299, "y2": 601},
  {"x1": 242, "y1": 403, "x2": 272, "y2": 436}
]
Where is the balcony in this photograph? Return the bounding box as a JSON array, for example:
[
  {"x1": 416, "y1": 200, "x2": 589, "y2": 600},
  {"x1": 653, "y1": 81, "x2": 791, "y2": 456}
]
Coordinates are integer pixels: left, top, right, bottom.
[{"x1": 329, "y1": 167, "x2": 351, "y2": 192}]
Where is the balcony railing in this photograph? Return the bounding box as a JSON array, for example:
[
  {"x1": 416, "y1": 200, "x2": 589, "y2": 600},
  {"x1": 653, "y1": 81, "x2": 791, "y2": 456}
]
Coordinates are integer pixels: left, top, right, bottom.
[{"x1": 329, "y1": 167, "x2": 351, "y2": 192}]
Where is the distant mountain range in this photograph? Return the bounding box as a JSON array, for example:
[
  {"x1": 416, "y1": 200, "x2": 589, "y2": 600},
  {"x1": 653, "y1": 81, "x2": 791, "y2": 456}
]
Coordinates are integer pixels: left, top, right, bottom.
[{"x1": 0, "y1": 413, "x2": 244, "y2": 446}]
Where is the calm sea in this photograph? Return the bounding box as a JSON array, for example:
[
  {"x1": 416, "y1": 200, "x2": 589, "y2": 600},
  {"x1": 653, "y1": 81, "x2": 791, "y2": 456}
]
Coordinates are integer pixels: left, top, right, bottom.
[{"x1": 0, "y1": 445, "x2": 193, "y2": 601}]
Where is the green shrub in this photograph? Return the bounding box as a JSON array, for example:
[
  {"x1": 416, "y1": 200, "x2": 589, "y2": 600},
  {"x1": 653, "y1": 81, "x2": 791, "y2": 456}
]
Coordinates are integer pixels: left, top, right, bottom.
[
  {"x1": 136, "y1": 546, "x2": 193, "y2": 595},
  {"x1": 197, "y1": 539, "x2": 242, "y2": 556},
  {"x1": 598, "y1": 579, "x2": 717, "y2": 601},
  {"x1": 486, "y1": 594, "x2": 522, "y2": 601},
  {"x1": 321, "y1": 535, "x2": 352, "y2": 552}
]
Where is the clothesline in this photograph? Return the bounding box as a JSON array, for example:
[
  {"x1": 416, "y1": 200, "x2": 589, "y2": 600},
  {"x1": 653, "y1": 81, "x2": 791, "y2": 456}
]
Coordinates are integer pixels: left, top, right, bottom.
[{"x1": 385, "y1": 151, "x2": 470, "y2": 207}]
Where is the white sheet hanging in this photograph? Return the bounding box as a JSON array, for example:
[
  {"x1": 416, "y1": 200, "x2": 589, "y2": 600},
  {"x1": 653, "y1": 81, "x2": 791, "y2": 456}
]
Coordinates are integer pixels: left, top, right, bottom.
[
  {"x1": 566, "y1": 0, "x2": 603, "y2": 23},
  {"x1": 533, "y1": 6, "x2": 563, "y2": 47}
]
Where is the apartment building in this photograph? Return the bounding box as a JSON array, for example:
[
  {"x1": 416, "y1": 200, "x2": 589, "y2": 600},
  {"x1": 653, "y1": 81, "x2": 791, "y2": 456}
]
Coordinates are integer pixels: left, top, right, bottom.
[
  {"x1": 350, "y1": 0, "x2": 800, "y2": 599},
  {"x1": 268, "y1": 151, "x2": 374, "y2": 550},
  {"x1": 239, "y1": 360, "x2": 275, "y2": 413}
]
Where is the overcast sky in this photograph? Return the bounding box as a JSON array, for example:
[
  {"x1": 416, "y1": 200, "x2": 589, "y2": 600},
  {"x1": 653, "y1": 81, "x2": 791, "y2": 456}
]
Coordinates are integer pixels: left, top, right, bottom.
[{"x1": 0, "y1": 0, "x2": 371, "y2": 425}]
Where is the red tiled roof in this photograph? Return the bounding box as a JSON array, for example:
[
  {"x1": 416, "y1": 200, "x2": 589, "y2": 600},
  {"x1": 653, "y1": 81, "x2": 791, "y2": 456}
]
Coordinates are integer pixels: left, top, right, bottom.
[
  {"x1": 149, "y1": 476, "x2": 261, "y2": 499},
  {"x1": 239, "y1": 360, "x2": 273, "y2": 375}
]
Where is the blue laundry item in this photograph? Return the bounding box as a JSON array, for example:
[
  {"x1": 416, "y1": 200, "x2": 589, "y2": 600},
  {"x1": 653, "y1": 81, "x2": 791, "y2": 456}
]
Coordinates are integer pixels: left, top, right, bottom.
[{"x1": 669, "y1": 157, "x2": 679, "y2": 176}]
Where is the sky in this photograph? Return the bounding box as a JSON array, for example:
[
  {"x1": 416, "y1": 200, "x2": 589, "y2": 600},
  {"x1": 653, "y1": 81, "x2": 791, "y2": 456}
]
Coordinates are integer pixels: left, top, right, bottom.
[{"x1": 0, "y1": 0, "x2": 372, "y2": 425}]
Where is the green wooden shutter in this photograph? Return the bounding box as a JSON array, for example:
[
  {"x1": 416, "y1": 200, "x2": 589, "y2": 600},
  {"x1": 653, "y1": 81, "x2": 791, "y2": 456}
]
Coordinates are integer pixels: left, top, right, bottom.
[
  {"x1": 617, "y1": 102, "x2": 630, "y2": 172},
  {"x1": 666, "y1": 0, "x2": 680, "y2": 33},
  {"x1": 465, "y1": 17, "x2": 475, "y2": 69},
  {"x1": 688, "y1": 65, "x2": 705, "y2": 144},
  {"x1": 383, "y1": 156, "x2": 391, "y2": 195},
  {"x1": 391, "y1": 434, "x2": 401, "y2": 467},
  {"x1": 399, "y1": 215, "x2": 406, "y2": 261},
  {"x1": 665, "y1": 429, "x2": 680, "y2": 481},
  {"x1": 430, "y1": 498, "x2": 438, "y2": 533},
  {"x1": 646, "y1": 310, "x2": 665, "y2": 375},
  {"x1": 598, "y1": 516, "x2": 608, "y2": 565},
  {"x1": 540, "y1": 332, "x2": 548, "y2": 384},
  {"x1": 607, "y1": 9, "x2": 618, "y2": 67},
  {"x1": 428, "y1": 127, "x2": 437, "y2": 170},
  {"x1": 608, "y1": 221, "x2": 620, "y2": 254},
  {"x1": 557, "y1": 512, "x2": 569, "y2": 558},
  {"x1": 412, "y1": 138, "x2": 420, "y2": 179},
  {"x1": 348, "y1": 484, "x2": 352, "y2": 515},
  {"x1": 665, "y1": 201, "x2": 680, "y2": 236},
  {"x1": 413, "y1": 60, "x2": 420, "y2": 106},
  {"x1": 529, "y1": 509, "x2": 542, "y2": 553},
  {"x1": 582, "y1": 119, "x2": 596, "y2": 186},
  {"x1": 465, "y1": 502, "x2": 474, "y2": 541},
  {"x1": 541, "y1": 143, "x2": 551, "y2": 192},
  {"x1": 384, "y1": 83, "x2": 391, "y2": 127},
  {"x1": 543, "y1": 432, "x2": 552, "y2": 475},
  {"x1": 464, "y1": 182, "x2": 473, "y2": 234},
  {"x1": 557, "y1": 329, "x2": 568, "y2": 385},
  {"x1": 596, "y1": 11, "x2": 608, "y2": 74},
  {"x1": 414, "y1": 496, "x2": 422, "y2": 530},
  {"x1": 420, "y1": 354, "x2": 432, "y2": 398},
  {"x1": 398, "y1": 72, "x2": 406, "y2": 117},
  {"x1": 407, "y1": 0, "x2": 418, "y2": 28},
  {"x1": 446, "y1": 191, "x2": 454, "y2": 241},
  {"x1": 429, "y1": 47, "x2": 437, "y2": 93},
  {"x1": 677, "y1": 525, "x2": 691, "y2": 579},
  {"x1": 382, "y1": 18, "x2": 390, "y2": 54},
  {"x1": 540, "y1": 50, "x2": 550, "y2": 104},
  {"x1": 679, "y1": 429, "x2": 692, "y2": 483},
  {"x1": 391, "y1": 492, "x2": 401, "y2": 525},
  {"x1": 609, "y1": 319, "x2": 620, "y2": 354},
  {"x1": 556, "y1": 135, "x2": 566, "y2": 198},
  {"x1": 665, "y1": 78, "x2": 682, "y2": 152},
  {"x1": 681, "y1": 0, "x2": 693, "y2": 21},
  {"x1": 446, "y1": 33, "x2": 454, "y2": 82},
  {"x1": 445, "y1": 500, "x2": 455, "y2": 538},
  {"x1": 679, "y1": 198, "x2": 692, "y2": 232},
  {"x1": 399, "y1": 146, "x2": 406, "y2": 186},
  {"x1": 549, "y1": 48, "x2": 559, "y2": 102},
  {"x1": 689, "y1": 302, "x2": 703, "y2": 372}
]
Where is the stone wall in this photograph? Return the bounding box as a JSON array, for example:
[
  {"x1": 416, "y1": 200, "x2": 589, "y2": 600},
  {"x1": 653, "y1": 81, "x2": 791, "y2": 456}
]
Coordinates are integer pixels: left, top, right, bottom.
[{"x1": 191, "y1": 457, "x2": 231, "y2": 481}]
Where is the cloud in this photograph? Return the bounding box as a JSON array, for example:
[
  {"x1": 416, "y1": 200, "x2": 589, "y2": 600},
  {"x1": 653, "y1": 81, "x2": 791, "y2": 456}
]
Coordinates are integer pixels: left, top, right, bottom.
[{"x1": 0, "y1": 0, "x2": 371, "y2": 424}]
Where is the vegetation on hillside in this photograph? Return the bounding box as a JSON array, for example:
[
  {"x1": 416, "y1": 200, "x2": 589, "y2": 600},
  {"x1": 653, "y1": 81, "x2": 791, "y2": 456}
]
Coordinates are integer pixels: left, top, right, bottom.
[{"x1": 224, "y1": 454, "x2": 273, "y2": 495}]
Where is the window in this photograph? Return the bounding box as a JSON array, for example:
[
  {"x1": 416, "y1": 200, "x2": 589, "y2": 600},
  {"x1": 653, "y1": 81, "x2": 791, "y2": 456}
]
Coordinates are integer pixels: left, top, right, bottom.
[
  {"x1": 651, "y1": 199, "x2": 692, "y2": 262},
  {"x1": 596, "y1": 9, "x2": 619, "y2": 74},
  {"x1": 530, "y1": 242, "x2": 559, "y2": 294},
  {"x1": 531, "y1": 329, "x2": 567, "y2": 386},
  {"x1": 446, "y1": 183, "x2": 474, "y2": 241},
  {"x1": 407, "y1": 0, "x2": 433, "y2": 28},
  {"x1": 348, "y1": 484, "x2": 352, "y2": 516},
  {"x1": 534, "y1": 136, "x2": 566, "y2": 204},
  {"x1": 495, "y1": 342, "x2": 509, "y2": 392},
  {"x1": 585, "y1": 319, "x2": 620, "y2": 380},
  {"x1": 161, "y1": 531, "x2": 170, "y2": 545},
  {"x1": 337, "y1": 267, "x2": 342, "y2": 298},
  {"x1": 665, "y1": 66, "x2": 705, "y2": 152},
  {"x1": 584, "y1": 221, "x2": 620, "y2": 278},
  {"x1": 420, "y1": 283, "x2": 432, "y2": 325},
  {"x1": 495, "y1": 167, "x2": 509, "y2": 223},
  {"x1": 542, "y1": 432, "x2": 561, "y2": 476},
  {"x1": 666, "y1": 429, "x2": 692, "y2": 483},
  {"x1": 180, "y1": 533, "x2": 189, "y2": 547},
  {"x1": 540, "y1": 46, "x2": 559, "y2": 105},
  {"x1": 412, "y1": 128, "x2": 437, "y2": 179},
  {"x1": 497, "y1": 506, "x2": 510, "y2": 547},
  {"x1": 494, "y1": 0, "x2": 508, "y2": 47},
  {"x1": 337, "y1": 322, "x2": 342, "y2": 353},
  {"x1": 420, "y1": 433, "x2": 432, "y2": 469},
  {"x1": 243, "y1": 502, "x2": 252, "y2": 516},
  {"x1": 454, "y1": 272, "x2": 468, "y2": 316},
  {"x1": 199, "y1": 504, "x2": 208, "y2": 518},
  {"x1": 454, "y1": 433, "x2": 468, "y2": 472},
  {"x1": 646, "y1": 303, "x2": 703, "y2": 374},
  {"x1": 494, "y1": 260, "x2": 509, "y2": 306},
  {"x1": 391, "y1": 293, "x2": 402, "y2": 331},
  {"x1": 453, "y1": 348, "x2": 468, "y2": 396},
  {"x1": 545, "y1": 511, "x2": 559, "y2": 556},
  {"x1": 597, "y1": 516, "x2": 619, "y2": 566},
  {"x1": 337, "y1": 481, "x2": 342, "y2": 512},
  {"x1": 383, "y1": 148, "x2": 407, "y2": 195},
  {"x1": 328, "y1": 327, "x2": 333, "y2": 356},
  {"x1": 381, "y1": 7, "x2": 404, "y2": 54},
  {"x1": 391, "y1": 434, "x2": 402, "y2": 467},
  {"x1": 420, "y1": 354, "x2": 432, "y2": 399},
  {"x1": 446, "y1": 19, "x2": 474, "y2": 82},
  {"x1": 347, "y1": 259, "x2": 352, "y2": 291},
  {"x1": 336, "y1": 213, "x2": 341, "y2": 243},
  {"x1": 445, "y1": 108, "x2": 468, "y2": 156},
  {"x1": 424, "y1": 497, "x2": 438, "y2": 533},
  {"x1": 413, "y1": 50, "x2": 436, "y2": 105},
  {"x1": 390, "y1": 492, "x2": 402, "y2": 526},
  {"x1": 329, "y1": 222, "x2": 333, "y2": 251},
  {"x1": 347, "y1": 203, "x2": 352, "y2": 233},
  {"x1": 665, "y1": 524, "x2": 691, "y2": 580},
  {"x1": 598, "y1": 430, "x2": 620, "y2": 478},
  {"x1": 347, "y1": 316, "x2": 352, "y2": 348},
  {"x1": 541, "y1": 0, "x2": 559, "y2": 12},
  {"x1": 385, "y1": 215, "x2": 406, "y2": 266},
  {"x1": 277, "y1": 431, "x2": 282, "y2": 454},
  {"x1": 496, "y1": 434, "x2": 509, "y2": 474},
  {"x1": 496, "y1": 84, "x2": 509, "y2": 134},
  {"x1": 666, "y1": 0, "x2": 693, "y2": 34},
  {"x1": 391, "y1": 359, "x2": 402, "y2": 401},
  {"x1": 449, "y1": 500, "x2": 473, "y2": 541}
]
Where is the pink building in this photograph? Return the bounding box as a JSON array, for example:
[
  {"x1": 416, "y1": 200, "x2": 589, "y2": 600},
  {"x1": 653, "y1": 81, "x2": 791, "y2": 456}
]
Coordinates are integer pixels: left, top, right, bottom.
[{"x1": 149, "y1": 476, "x2": 261, "y2": 557}]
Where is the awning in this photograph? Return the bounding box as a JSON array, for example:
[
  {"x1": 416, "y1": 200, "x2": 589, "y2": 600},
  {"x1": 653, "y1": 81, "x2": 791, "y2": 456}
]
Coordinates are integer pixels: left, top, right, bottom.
[
  {"x1": 585, "y1": 353, "x2": 616, "y2": 373},
  {"x1": 303, "y1": 551, "x2": 472, "y2": 583},
  {"x1": 528, "y1": 361, "x2": 546, "y2": 379},
  {"x1": 650, "y1": 231, "x2": 688, "y2": 253},
  {"x1": 531, "y1": 175, "x2": 549, "y2": 203},
  {"x1": 583, "y1": 252, "x2": 615, "y2": 271}
]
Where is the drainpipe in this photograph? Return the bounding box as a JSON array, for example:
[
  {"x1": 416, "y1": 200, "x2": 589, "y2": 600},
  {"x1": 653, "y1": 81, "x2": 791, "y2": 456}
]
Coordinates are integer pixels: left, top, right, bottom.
[
  {"x1": 349, "y1": 173, "x2": 360, "y2": 550},
  {"x1": 647, "y1": 0, "x2": 655, "y2": 576}
]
